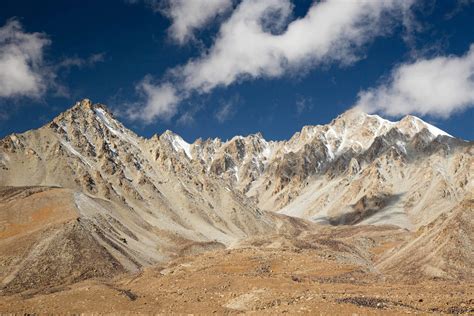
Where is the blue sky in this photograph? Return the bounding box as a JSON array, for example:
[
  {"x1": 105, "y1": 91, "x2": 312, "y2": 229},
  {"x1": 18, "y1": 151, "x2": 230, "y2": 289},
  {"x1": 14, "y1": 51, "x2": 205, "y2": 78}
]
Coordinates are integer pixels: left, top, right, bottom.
[{"x1": 0, "y1": 0, "x2": 473, "y2": 142}]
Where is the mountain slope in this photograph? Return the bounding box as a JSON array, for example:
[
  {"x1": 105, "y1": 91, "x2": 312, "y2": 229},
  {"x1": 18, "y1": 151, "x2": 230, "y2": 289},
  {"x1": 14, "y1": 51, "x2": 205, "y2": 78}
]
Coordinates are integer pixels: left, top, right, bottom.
[
  {"x1": 0, "y1": 100, "x2": 306, "y2": 292},
  {"x1": 376, "y1": 197, "x2": 473, "y2": 280},
  {"x1": 0, "y1": 186, "x2": 128, "y2": 294}
]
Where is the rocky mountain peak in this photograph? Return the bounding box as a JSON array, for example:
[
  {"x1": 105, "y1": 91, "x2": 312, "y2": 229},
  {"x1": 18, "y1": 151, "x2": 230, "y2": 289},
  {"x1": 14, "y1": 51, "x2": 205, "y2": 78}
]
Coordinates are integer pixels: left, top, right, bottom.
[
  {"x1": 159, "y1": 130, "x2": 192, "y2": 159},
  {"x1": 59, "y1": 98, "x2": 112, "y2": 118},
  {"x1": 70, "y1": 98, "x2": 104, "y2": 116},
  {"x1": 397, "y1": 115, "x2": 452, "y2": 138},
  {"x1": 332, "y1": 107, "x2": 371, "y2": 122},
  {"x1": 16, "y1": 98, "x2": 460, "y2": 203},
  {"x1": 49, "y1": 99, "x2": 135, "y2": 140}
]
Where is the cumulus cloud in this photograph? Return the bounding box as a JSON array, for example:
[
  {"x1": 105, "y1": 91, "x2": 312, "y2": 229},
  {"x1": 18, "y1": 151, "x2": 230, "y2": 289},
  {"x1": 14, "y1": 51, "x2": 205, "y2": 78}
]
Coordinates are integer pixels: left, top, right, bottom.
[
  {"x1": 128, "y1": 76, "x2": 181, "y2": 123},
  {"x1": 179, "y1": 0, "x2": 415, "y2": 93},
  {"x1": 126, "y1": 0, "x2": 233, "y2": 44},
  {"x1": 0, "y1": 19, "x2": 105, "y2": 102},
  {"x1": 0, "y1": 18, "x2": 51, "y2": 98},
  {"x1": 130, "y1": 0, "x2": 416, "y2": 122},
  {"x1": 355, "y1": 44, "x2": 474, "y2": 118},
  {"x1": 161, "y1": 0, "x2": 233, "y2": 44}
]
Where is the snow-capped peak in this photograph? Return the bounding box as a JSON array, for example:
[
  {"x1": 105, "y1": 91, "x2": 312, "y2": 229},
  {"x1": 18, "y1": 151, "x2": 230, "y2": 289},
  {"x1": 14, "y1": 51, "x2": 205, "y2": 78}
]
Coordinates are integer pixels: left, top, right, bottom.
[
  {"x1": 161, "y1": 130, "x2": 192, "y2": 159},
  {"x1": 397, "y1": 115, "x2": 452, "y2": 138}
]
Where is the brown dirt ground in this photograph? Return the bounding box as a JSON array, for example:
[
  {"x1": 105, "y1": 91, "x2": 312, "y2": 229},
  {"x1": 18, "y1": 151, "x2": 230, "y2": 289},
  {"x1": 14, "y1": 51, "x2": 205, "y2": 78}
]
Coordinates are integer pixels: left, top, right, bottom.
[{"x1": 1, "y1": 246, "x2": 472, "y2": 315}]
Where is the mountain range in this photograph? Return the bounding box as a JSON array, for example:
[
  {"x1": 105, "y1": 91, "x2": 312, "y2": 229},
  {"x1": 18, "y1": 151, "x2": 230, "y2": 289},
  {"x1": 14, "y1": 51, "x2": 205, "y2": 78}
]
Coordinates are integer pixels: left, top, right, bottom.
[{"x1": 0, "y1": 99, "x2": 472, "y2": 311}]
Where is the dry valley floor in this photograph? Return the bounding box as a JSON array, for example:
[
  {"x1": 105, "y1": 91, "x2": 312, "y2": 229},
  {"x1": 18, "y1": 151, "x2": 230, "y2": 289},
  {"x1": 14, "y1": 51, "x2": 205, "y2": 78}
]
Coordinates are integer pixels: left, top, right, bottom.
[{"x1": 1, "y1": 227, "x2": 473, "y2": 314}]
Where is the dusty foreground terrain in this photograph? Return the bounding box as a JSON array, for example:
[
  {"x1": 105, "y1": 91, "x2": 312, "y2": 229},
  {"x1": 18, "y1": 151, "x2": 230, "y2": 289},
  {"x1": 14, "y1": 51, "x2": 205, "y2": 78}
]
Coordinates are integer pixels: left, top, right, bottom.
[{"x1": 1, "y1": 231, "x2": 473, "y2": 315}]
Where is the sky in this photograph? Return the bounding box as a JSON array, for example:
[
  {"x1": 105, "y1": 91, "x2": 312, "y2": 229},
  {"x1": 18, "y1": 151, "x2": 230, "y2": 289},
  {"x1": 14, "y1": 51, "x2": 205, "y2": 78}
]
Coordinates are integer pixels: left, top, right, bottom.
[{"x1": 0, "y1": 0, "x2": 473, "y2": 142}]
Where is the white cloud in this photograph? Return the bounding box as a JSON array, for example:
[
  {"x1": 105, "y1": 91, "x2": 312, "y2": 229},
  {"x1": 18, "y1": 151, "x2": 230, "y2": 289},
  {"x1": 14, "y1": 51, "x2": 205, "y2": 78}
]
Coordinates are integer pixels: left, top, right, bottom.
[
  {"x1": 0, "y1": 19, "x2": 104, "y2": 102},
  {"x1": 0, "y1": 18, "x2": 51, "y2": 98},
  {"x1": 127, "y1": 0, "x2": 233, "y2": 44},
  {"x1": 132, "y1": 0, "x2": 415, "y2": 122},
  {"x1": 128, "y1": 76, "x2": 181, "y2": 123},
  {"x1": 180, "y1": 0, "x2": 415, "y2": 93},
  {"x1": 162, "y1": 0, "x2": 233, "y2": 44},
  {"x1": 355, "y1": 44, "x2": 474, "y2": 118}
]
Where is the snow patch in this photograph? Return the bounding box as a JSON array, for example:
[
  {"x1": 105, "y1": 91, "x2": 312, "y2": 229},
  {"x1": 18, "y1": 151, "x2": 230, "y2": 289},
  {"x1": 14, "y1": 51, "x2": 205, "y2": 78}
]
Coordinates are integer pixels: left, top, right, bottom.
[
  {"x1": 233, "y1": 166, "x2": 239, "y2": 182},
  {"x1": 164, "y1": 132, "x2": 192, "y2": 159},
  {"x1": 396, "y1": 141, "x2": 407, "y2": 154},
  {"x1": 60, "y1": 140, "x2": 93, "y2": 167},
  {"x1": 424, "y1": 122, "x2": 452, "y2": 138},
  {"x1": 94, "y1": 108, "x2": 139, "y2": 146},
  {"x1": 367, "y1": 113, "x2": 394, "y2": 126},
  {"x1": 326, "y1": 143, "x2": 335, "y2": 159},
  {"x1": 399, "y1": 115, "x2": 452, "y2": 138},
  {"x1": 174, "y1": 136, "x2": 192, "y2": 159}
]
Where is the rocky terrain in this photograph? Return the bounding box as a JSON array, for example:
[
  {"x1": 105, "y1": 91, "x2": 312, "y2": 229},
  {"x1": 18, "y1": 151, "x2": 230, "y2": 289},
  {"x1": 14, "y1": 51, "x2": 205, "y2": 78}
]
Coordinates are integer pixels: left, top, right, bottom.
[
  {"x1": 1, "y1": 229, "x2": 473, "y2": 314},
  {"x1": 0, "y1": 99, "x2": 472, "y2": 313}
]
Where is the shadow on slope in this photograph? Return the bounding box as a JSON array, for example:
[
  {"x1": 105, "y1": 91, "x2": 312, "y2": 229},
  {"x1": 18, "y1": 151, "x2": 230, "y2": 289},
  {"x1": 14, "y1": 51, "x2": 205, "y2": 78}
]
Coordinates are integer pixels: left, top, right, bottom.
[{"x1": 328, "y1": 193, "x2": 403, "y2": 226}]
